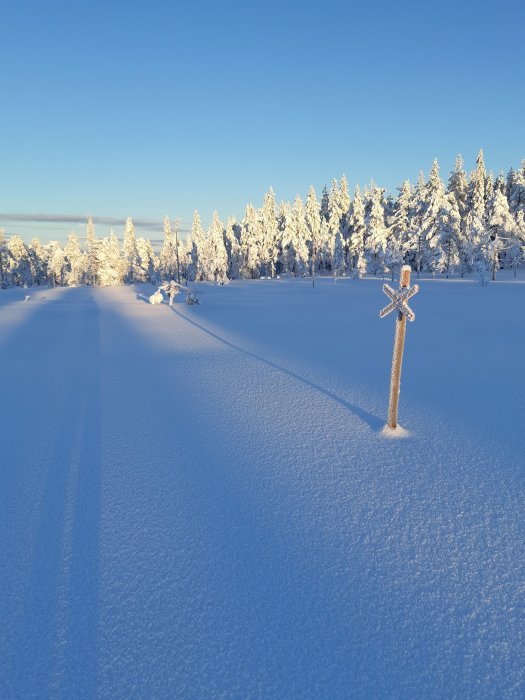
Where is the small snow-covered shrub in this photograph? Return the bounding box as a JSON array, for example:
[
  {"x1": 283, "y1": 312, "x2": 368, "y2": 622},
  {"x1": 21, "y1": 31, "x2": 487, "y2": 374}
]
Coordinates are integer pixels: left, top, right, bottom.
[
  {"x1": 149, "y1": 289, "x2": 163, "y2": 304},
  {"x1": 186, "y1": 292, "x2": 199, "y2": 305}
]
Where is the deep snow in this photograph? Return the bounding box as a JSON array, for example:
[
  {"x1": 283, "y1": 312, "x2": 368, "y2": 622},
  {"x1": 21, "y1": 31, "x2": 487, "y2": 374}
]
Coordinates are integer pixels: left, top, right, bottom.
[{"x1": 0, "y1": 276, "x2": 524, "y2": 698}]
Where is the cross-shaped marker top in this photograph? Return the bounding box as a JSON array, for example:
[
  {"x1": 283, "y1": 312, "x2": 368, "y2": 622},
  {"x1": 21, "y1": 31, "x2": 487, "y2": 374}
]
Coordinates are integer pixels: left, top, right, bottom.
[{"x1": 379, "y1": 274, "x2": 419, "y2": 322}]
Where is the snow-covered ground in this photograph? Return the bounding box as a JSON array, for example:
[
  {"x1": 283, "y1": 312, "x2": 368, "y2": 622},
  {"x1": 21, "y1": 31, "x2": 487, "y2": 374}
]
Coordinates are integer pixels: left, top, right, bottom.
[{"x1": 1, "y1": 276, "x2": 524, "y2": 698}]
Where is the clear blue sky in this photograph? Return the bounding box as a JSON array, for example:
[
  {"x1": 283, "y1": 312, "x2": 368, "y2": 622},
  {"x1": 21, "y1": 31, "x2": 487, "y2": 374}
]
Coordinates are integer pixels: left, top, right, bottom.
[{"x1": 1, "y1": 0, "x2": 524, "y2": 242}]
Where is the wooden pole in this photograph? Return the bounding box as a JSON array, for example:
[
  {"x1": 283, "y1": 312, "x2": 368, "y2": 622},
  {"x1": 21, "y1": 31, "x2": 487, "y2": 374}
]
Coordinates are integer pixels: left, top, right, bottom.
[{"x1": 387, "y1": 266, "x2": 411, "y2": 429}]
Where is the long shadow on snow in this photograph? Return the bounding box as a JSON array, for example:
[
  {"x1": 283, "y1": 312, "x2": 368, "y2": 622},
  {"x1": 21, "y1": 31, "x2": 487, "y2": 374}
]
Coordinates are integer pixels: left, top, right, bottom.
[
  {"x1": 3, "y1": 291, "x2": 102, "y2": 697},
  {"x1": 95, "y1": 301, "x2": 442, "y2": 697},
  {"x1": 63, "y1": 302, "x2": 102, "y2": 697},
  {"x1": 136, "y1": 292, "x2": 153, "y2": 304},
  {"x1": 94, "y1": 305, "x2": 369, "y2": 694},
  {"x1": 169, "y1": 304, "x2": 383, "y2": 431}
]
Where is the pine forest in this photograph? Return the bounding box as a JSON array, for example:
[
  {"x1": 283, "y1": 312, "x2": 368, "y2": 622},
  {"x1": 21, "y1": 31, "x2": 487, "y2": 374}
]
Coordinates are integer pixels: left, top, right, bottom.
[{"x1": 2, "y1": 151, "x2": 525, "y2": 289}]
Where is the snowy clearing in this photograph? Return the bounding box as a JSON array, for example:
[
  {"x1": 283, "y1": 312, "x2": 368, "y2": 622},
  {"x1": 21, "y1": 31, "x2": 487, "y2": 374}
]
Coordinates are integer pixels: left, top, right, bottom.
[{"x1": 1, "y1": 277, "x2": 524, "y2": 698}]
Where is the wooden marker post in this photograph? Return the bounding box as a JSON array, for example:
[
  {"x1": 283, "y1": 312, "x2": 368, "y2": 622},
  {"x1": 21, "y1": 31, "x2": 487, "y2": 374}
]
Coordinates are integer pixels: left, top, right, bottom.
[{"x1": 379, "y1": 265, "x2": 419, "y2": 429}]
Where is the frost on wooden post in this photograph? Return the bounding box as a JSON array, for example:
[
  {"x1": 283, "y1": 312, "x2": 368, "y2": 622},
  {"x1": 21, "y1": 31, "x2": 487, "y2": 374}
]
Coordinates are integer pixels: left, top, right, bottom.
[{"x1": 379, "y1": 265, "x2": 419, "y2": 431}]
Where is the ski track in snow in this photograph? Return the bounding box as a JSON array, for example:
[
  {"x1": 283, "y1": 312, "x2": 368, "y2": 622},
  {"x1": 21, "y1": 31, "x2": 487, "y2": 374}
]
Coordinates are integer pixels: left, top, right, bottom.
[{"x1": 0, "y1": 278, "x2": 524, "y2": 698}]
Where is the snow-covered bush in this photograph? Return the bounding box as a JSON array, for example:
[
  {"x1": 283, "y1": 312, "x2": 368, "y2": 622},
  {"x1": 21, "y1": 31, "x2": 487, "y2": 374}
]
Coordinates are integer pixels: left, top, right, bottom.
[{"x1": 149, "y1": 289, "x2": 163, "y2": 304}]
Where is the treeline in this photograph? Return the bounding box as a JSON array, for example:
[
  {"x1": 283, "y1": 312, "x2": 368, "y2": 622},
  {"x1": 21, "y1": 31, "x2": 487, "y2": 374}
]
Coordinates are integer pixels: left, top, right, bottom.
[{"x1": 1, "y1": 150, "x2": 524, "y2": 289}]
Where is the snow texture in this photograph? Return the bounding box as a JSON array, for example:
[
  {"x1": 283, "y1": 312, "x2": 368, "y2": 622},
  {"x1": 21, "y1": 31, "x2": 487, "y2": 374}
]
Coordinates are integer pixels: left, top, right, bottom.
[{"x1": 1, "y1": 276, "x2": 524, "y2": 698}]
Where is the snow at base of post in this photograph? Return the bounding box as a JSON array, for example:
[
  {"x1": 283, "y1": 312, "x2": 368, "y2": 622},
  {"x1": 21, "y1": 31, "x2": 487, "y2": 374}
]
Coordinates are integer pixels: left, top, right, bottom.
[{"x1": 381, "y1": 424, "x2": 411, "y2": 438}]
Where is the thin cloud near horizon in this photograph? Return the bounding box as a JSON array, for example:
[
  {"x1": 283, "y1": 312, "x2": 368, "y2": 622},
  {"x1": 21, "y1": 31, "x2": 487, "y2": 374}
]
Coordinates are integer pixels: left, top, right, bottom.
[{"x1": 0, "y1": 213, "x2": 190, "y2": 235}]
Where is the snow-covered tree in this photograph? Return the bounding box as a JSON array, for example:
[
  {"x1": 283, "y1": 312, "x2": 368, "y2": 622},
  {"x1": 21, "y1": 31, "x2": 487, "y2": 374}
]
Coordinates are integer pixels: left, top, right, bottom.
[
  {"x1": 279, "y1": 198, "x2": 297, "y2": 275},
  {"x1": 202, "y1": 211, "x2": 228, "y2": 283},
  {"x1": 260, "y1": 188, "x2": 279, "y2": 277},
  {"x1": 331, "y1": 230, "x2": 345, "y2": 280},
  {"x1": 319, "y1": 218, "x2": 332, "y2": 273},
  {"x1": 438, "y1": 194, "x2": 461, "y2": 277},
  {"x1": 506, "y1": 231, "x2": 524, "y2": 276},
  {"x1": 467, "y1": 149, "x2": 487, "y2": 221},
  {"x1": 85, "y1": 216, "x2": 99, "y2": 285},
  {"x1": 320, "y1": 185, "x2": 330, "y2": 223},
  {"x1": 348, "y1": 185, "x2": 366, "y2": 276},
  {"x1": 241, "y1": 204, "x2": 262, "y2": 278},
  {"x1": 486, "y1": 188, "x2": 516, "y2": 279},
  {"x1": 460, "y1": 212, "x2": 491, "y2": 282},
  {"x1": 27, "y1": 237, "x2": 48, "y2": 285},
  {"x1": 278, "y1": 196, "x2": 309, "y2": 276},
  {"x1": 224, "y1": 217, "x2": 242, "y2": 280},
  {"x1": 494, "y1": 172, "x2": 506, "y2": 196},
  {"x1": 159, "y1": 216, "x2": 180, "y2": 281},
  {"x1": 364, "y1": 183, "x2": 388, "y2": 275},
  {"x1": 448, "y1": 154, "x2": 469, "y2": 237},
  {"x1": 123, "y1": 217, "x2": 139, "y2": 283},
  {"x1": 339, "y1": 174, "x2": 351, "y2": 240},
  {"x1": 186, "y1": 210, "x2": 206, "y2": 281},
  {"x1": 7, "y1": 236, "x2": 32, "y2": 286},
  {"x1": 420, "y1": 159, "x2": 448, "y2": 276},
  {"x1": 506, "y1": 167, "x2": 515, "y2": 198},
  {"x1": 384, "y1": 194, "x2": 395, "y2": 226},
  {"x1": 98, "y1": 231, "x2": 126, "y2": 286},
  {"x1": 305, "y1": 186, "x2": 322, "y2": 277},
  {"x1": 136, "y1": 237, "x2": 157, "y2": 283},
  {"x1": 384, "y1": 231, "x2": 404, "y2": 281},
  {"x1": 408, "y1": 171, "x2": 427, "y2": 276},
  {"x1": 289, "y1": 195, "x2": 309, "y2": 276},
  {"x1": 0, "y1": 229, "x2": 8, "y2": 288},
  {"x1": 508, "y1": 164, "x2": 525, "y2": 215},
  {"x1": 328, "y1": 179, "x2": 345, "y2": 269},
  {"x1": 172, "y1": 228, "x2": 183, "y2": 283},
  {"x1": 63, "y1": 233, "x2": 84, "y2": 287},
  {"x1": 509, "y1": 211, "x2": 525, "y2": 275},
  {"x1": 47, "y1": 241, "x2": 66, "y2": 287},
  {"x1": 389, "y1": 180, "x2": 413, "y2": 265},
  {"x1": 476, "y1": 226, "x2": 494, "y2": 286},
  {"x1": 485, "y1": 170, "x2": 494, "y2": 205}
]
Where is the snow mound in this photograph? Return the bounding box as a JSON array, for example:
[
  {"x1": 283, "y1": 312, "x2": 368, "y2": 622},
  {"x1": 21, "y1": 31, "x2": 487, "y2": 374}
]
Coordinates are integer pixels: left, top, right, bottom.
[{"x1": 381, "y1": 423, "x2": 411, "y2": 438}]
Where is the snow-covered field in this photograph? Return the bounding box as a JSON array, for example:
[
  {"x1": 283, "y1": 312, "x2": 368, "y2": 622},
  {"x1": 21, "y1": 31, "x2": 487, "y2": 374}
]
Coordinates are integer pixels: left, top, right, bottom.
[{"x1": 1, "y1": 276, "x2": 524, "y2": 698}]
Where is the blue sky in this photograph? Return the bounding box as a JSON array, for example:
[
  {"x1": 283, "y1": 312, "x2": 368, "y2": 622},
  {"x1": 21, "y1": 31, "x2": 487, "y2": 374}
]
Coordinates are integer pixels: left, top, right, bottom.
[{"x1": 1, "y1": 0, "x2": 524, "y2": 242}]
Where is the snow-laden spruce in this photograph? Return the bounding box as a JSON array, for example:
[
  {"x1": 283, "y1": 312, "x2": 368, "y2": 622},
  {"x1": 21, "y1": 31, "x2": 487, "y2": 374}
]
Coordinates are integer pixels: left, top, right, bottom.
[{"x1": 1, "y1": 150, "x2": 524, "y2": 289}]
